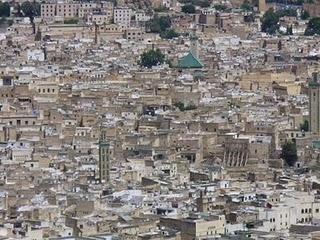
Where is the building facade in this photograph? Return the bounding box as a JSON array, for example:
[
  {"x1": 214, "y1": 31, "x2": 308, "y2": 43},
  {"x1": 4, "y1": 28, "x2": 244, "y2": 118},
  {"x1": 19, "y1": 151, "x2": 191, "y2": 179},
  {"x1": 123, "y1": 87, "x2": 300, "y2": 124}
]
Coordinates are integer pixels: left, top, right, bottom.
[{"x1": 113, "y1": 7, "x2": 131, "y2": 27}]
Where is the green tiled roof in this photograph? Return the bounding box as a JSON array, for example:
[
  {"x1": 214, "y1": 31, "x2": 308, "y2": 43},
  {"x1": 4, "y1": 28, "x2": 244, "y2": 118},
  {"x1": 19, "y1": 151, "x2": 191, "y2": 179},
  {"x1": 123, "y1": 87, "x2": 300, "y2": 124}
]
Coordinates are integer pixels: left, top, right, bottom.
[
  {"x1": 309, "y1": 81, "x2": 320, "y2": 88},
  {"x1": 313, "y1": 140, "x2": 320, "y2": 149},
  {"x1": 178, "y1": 52, "x2": 204, "y2": 69}
]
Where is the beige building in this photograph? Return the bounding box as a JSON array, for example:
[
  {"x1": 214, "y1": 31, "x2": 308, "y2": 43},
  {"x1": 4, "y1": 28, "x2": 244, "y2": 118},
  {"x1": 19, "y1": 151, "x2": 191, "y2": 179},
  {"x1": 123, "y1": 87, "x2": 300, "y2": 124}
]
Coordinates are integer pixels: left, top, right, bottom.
[
  {"x1": 87, "y1": 12, "x2": 113, "y2": 25},
  {"x1": 124, "y1": 28, "x2": 145, "y2": 41},
  {"x1": 240, "y1": 71, "x2": 297, "y2": 93},
  {"x1": 41, "y1": 2, "x2": 113, "y2": 19},
  {"x1": 41, "y1": 3, "x2": 79, "y2": 18},
  {"x1": 41, "y1": 3, "x2": 56, "y2": 18},
  {"x1": 160, "y1": 215, "x2": 225, "y2": 240}
]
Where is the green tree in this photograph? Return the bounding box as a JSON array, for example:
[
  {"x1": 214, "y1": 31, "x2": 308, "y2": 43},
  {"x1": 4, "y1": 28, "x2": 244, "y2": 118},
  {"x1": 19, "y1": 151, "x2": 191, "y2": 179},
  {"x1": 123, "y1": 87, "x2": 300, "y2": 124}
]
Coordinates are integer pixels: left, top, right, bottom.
[
  {"x1": 305, "y1": 17, "x2": 320, "y2": 35},
  {"x1": 278, "y1": 9, "x2": 297, "y2": 17},
  {"x1": 300, "y1": 120, "x2": 309, "y2": 132},
  {"x1": 160, "y1": 29, "x2": 179, "y2": 39},
  {"x1": 182, "y1": 4, "x2": 196, "y2": 14},
  {"x1": 147, "y1": 15, "x2": 171, "y2": 33},
  {"x1": 159, "y1": 15, "x2": 171, "y2": 31},
  {"x1": 0, "y1": 2, "x2": 10, "y2": 17},
  {"x1": 214, "y1": 4, "x2": 228, "y2": 11},
  {"x1": 140, "y1": 48, "x2": 165, "y2": 68},
  {"x1": 261, "y1": 9, "x2": 279, "y2": 34},
  {"x1": 261, "y1": 8, "x2": 297, "y2": 34},
  {"x1": 281, "y1": 142, "x2": 298, "y2": 167},
  {"x1": 147, "y1": 16, "x2": 161, "y2": 33},
  {"x1": 301, "y1": 10, "x2": 310, "y2": 20},
  {"x1": 241, "y1": 0, "x2": 253, "y2": 11},
  {"x1": 21, "y1": 1, "x2": 40, "y2": 18}
]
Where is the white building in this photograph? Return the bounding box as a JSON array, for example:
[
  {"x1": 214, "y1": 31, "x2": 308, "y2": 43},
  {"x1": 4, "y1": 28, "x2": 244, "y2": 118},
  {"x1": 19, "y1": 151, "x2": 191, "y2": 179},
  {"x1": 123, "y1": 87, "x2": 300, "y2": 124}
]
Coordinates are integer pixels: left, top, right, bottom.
[
  {"x1": 27, "y1": 49, "x2": 45, "y2": 62},
  {"x1": 113, "y1": 7, "x2": 131, "y2": 27},
  {"x1": 134, "y1": 11, "x2": 151, "y2": 22},
  {"x1": 257, "y1": 191, "x2": 320, "y2": 232},
  {"x1": 87, "y1": 12, "x2": 113, "y2": 25}
]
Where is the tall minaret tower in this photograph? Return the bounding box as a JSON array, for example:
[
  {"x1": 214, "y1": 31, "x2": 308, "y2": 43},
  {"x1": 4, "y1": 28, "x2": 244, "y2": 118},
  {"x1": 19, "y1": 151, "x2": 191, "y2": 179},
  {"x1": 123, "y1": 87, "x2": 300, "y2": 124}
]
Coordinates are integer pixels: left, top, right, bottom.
[
  {"x1": 190, "y1": 27, "x2": 199, "y2": 58},
  {"x1": 99, "y1": 129, "x2": 110, "y2": 183},
  {"x1": 94, "y1": 22, "x2": 100, "y2": 45},
  {"x1": 259, "y1": 0, "x2": 266, "y2": 14},
  {"x1": 309, "y1": 73, "x2": 320, "y2": 135}
]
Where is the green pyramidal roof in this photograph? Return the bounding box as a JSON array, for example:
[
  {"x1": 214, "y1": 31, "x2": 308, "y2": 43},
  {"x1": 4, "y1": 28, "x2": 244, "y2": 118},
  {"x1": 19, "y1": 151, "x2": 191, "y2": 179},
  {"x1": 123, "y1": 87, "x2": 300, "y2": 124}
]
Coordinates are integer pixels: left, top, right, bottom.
[{"x1": 178, "y1": 52, "x2": 204, "y2": 69}]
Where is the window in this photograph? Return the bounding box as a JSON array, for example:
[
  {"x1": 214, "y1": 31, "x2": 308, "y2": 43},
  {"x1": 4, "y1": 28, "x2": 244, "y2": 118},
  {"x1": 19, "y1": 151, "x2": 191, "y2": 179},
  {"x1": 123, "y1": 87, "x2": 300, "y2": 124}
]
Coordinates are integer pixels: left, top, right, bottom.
[
  {"x1": 302, "y1": 209, "x2": 304, "y2": 214},
  {"x1": 316, "y1": 209, "x2": 319, "y2": 213}
]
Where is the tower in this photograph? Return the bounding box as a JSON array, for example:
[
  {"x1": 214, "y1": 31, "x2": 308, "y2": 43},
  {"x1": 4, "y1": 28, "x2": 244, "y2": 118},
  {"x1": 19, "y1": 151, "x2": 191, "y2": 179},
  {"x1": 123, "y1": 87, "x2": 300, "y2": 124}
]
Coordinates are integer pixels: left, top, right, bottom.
[
  {"x1": 309, "y1": 73, "x2": 320, "y2": 134},
  {"x1": 35, "y1": 25, "x2": 42, "y2": 41},
  {"x1": 94, "y1": 22, "x2": 100, "y2": 45},
  {"x1": 99, "y1": 130, "x2": 110, "y2": 183},
  {"x1": 259, "y1": 0, "x2": 266, "y2": 14},
  {"x1": 190, "y1": 28, "x2": 199, "y2": 58}
]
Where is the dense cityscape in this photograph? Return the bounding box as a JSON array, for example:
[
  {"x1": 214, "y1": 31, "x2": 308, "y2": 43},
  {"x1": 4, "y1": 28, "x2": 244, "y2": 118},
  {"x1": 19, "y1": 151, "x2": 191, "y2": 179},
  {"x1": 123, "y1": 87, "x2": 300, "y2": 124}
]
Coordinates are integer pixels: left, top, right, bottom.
[{"x1": 0, "y1": 0, "x2": 320, "y2": 239}]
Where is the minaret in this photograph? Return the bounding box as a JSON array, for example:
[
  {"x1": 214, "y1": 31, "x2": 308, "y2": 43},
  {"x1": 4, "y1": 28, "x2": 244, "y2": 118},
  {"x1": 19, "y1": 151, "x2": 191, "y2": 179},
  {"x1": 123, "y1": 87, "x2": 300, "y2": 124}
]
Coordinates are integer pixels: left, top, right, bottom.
[
  {"x1": 259, "y1": 0, "x2": 266, "y2": 14},
  {"x1": 190, "y1": 28, "x2": 199, "y2": 58},
  {"x1": 35, "y1": 25, "x2": 42, "y2": 41},
  {"x1": 42, "y1": 46, "x2": 47, "y2": 61},
  {"x1": 309, "y1": 72, "x2": 320, "y2": 135},
  {"x1": 99, "y1": 130, "x2": 110, "y2": 183},
  {"x1": 94, "y1": 22, "x2": 100, "y2": 45}
]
